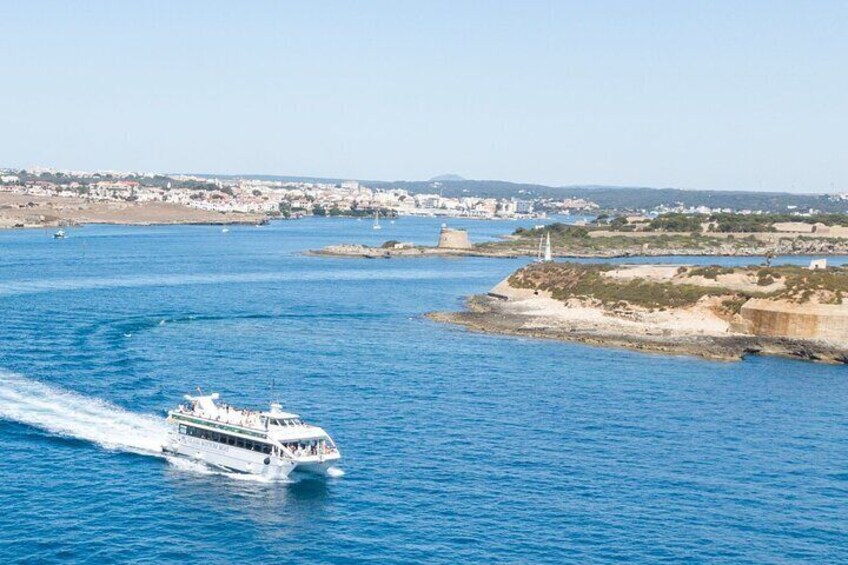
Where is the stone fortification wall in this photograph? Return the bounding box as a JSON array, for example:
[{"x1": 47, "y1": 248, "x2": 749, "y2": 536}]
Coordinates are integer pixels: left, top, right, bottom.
[
  {"x1": 740, "y1": 299, "x2": 848, "y2": 343},
  {"x1": 773, "y1": 222, "x2": 816, "y2": 233},
  {"x1": 812, "y1": 224, "x2": 848, "y2": 237},
  {"x1": 772, "y1": 222, "x2": 848, "y2": 236}
]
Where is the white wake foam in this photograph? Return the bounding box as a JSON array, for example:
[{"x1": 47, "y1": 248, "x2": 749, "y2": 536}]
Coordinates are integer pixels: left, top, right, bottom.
[
  {"x1": 0, "y1": 371, "x2": 168, "y2": 455},
  {"x1": 0, "y1": 372, "x2": 338, "y2": 484},
  {"x1": 164, "y1": 456, "x2": 290, "y2": 483},
  {"x1": 0, "y1": 269, "x2": 488, "y2": 298}
]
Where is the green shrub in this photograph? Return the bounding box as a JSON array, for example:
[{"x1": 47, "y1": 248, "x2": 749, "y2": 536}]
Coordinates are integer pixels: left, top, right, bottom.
[{"x1": 687, "y1": 266, "x2": 735, "y2": 280}]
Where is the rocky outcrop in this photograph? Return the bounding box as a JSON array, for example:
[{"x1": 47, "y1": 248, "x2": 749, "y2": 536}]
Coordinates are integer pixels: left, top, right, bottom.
[
  {"x1": 428, "y1": 295, "x2": 848, "y2": 364},
  {"x1": 428, "y1": 263, "x2": 848, "y2": 364},
  {"x1": 0, "y1": 192, "x2": 264, "y2": 228}
]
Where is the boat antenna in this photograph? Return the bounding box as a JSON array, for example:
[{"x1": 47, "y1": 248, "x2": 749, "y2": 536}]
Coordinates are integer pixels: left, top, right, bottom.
[
  {"x1": 196, "y1": 385, "x2": 203, "y2": 396},
  {"x1": 270, "y1": 376, "x2": 276, "y2": 402}
]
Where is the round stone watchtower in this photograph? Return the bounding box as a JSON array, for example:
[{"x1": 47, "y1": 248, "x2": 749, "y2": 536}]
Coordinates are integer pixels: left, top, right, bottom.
[{"x1": 438, "y1": 225, "x2": 472, "y2": 249}]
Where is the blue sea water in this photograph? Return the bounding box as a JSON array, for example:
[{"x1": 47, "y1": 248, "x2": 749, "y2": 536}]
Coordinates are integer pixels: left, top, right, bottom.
[{"x1": 0, "y1": 218, "x2": 846, "y2": 564}]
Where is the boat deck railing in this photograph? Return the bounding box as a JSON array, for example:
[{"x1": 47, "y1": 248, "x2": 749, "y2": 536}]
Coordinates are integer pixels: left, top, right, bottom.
[
  {"x1": 170, "y1": 410, "x2": 268, "y2": 439},
  {"x1": 176, "y1": 404, "x2": 264, "y2": 428}
]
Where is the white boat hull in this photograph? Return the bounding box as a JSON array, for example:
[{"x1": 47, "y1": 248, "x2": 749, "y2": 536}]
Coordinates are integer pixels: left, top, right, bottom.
[
  {"x1": 165, "y1": 432, "x2": 296, "y2": 479},
  {"x1": 292, "y1": 460, "x2": 338, "y2": 477}
]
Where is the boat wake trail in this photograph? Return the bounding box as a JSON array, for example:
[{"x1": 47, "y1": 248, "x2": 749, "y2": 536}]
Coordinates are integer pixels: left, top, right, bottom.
[
  {"x1": 326, "y1": 466, "x2": 346, "y2": 478},
  {"x1": 0, "y1": 371, "x2": 336, "y2": 484},
  {"x1": 0, "y1": 370, "x2": 168, "y2": 455}
]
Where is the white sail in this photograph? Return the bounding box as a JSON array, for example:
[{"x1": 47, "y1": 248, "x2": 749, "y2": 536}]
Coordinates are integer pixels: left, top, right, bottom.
[
  {"x1": 536, "y1": 234, "x2": 544, "y2": 262},
  {"x1": 373, "y1": 211, "x2": 381, "y2": 230},
  {"x1": 543, "y1": 232, "x2": 552, "y2": 262}
]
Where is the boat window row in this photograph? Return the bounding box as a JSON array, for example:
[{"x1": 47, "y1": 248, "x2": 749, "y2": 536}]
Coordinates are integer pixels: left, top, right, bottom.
[
  {"x1": 179, "y1": 424, "x2": 272, "y2": 454},
  {"x1": 268, "y1": 418, "x2": 304, "y2": 427}
]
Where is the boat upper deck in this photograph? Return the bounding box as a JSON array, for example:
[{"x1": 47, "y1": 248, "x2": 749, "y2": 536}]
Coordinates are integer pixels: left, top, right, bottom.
[{"x1": 169, "y1": 393, "x2": 332, "y2": 442}]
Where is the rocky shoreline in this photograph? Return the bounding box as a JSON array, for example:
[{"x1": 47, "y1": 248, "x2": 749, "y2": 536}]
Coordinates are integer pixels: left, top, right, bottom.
[
  {"x1": 308, "y1": 244, "x2": 519, "y2": 259},
  {"x1": 313, "y1": 239, "x2": 848, "y2": 260},
  {"x1": 427, "y1": 261, "x2": 848, "y2": 364},
  {"x1": 429, "y1": 295, "x2": 848, "y2": 363}
]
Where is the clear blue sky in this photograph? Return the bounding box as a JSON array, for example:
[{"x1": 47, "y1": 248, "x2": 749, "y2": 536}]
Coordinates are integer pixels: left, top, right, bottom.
[{"x1": 1, "y1": 1, "x2": 845, "y2": 192}]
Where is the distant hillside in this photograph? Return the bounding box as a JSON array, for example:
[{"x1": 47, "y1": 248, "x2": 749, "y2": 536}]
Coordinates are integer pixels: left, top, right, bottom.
[
  {"x1": 187, "y1": 173, "x2": 351, "y2": 185},
  {"x1": 369, "y1": 180, "x2": 846, "y2": 213},
  {"x1": 428, "y1": 174, "x2": 466, "y2": 182},
  {"x1": 192, "y1": 173, "x2": 847, "y2": 213}
]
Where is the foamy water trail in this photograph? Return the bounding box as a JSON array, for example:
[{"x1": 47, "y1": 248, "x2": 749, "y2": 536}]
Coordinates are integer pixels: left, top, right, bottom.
[
  {"x1": 0, "y1": 371, "x2": 168, "y2": 455},
  {"x1": 164, "y1": 456, "x2": 292, "y2": 483},
  {"x1": 0, "y1": 371, "x2": 340, "y2": 483}
]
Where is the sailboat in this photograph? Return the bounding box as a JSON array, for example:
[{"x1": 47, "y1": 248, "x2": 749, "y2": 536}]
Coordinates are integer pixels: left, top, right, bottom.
[
  {"x1": 372, "y1": 211, "x2": 382, "y2": 230},
  {"x1": 536, "y1": 232, "x2": 553, "y2": 262},
  {"x1": 536, "y1": 234, "x2": 544, "y2": 262}
]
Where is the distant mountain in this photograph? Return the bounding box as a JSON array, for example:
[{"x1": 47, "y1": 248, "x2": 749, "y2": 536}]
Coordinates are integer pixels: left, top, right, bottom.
[{"x1": 428, "y1": 174, "x2": 466, "y2": 182}]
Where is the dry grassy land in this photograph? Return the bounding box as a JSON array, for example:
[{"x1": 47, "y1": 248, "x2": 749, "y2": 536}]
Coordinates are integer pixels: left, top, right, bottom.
[
  {"x1": 477, "y1": 224, "x2": 848, "y2": 257},
  {"x1": 429, "y1": 262, "x2": 848, "y2": 363},
  {"x1": 0, "y1": 192, "x2": 264, "y2": 228}
]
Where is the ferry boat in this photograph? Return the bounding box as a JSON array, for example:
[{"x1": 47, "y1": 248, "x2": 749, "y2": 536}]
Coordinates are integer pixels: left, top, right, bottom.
[{"x1": 164, "y1": 392, "x2": 341, "y2": 479}]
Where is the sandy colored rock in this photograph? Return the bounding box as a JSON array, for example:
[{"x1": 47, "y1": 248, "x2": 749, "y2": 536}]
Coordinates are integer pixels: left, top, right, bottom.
[{"x1": 429, "y1": 263, "x2": 848, "y2": 364}]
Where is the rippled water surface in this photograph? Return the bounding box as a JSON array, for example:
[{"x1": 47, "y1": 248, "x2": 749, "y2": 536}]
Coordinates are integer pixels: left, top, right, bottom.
[{"x1": 0, "y1": 218, "x2": 846, "y2": 563}]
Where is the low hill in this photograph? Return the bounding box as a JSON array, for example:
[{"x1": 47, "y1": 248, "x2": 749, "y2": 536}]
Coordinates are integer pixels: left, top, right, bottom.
[{"x1": 428, "y1": 174, "x2": 466, "y2": 182}]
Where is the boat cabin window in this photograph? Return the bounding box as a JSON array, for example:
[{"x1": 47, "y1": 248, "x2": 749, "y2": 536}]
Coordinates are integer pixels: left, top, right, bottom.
[
  {"x1": 180, "y1": 425, "x2": 272, "y2": 454},
  {"x1": 269, "y1": 418, "x2": 304, "y2": 427},
  {"x1": 279, "y1": 439, "x2": 329, "y2": 456}
]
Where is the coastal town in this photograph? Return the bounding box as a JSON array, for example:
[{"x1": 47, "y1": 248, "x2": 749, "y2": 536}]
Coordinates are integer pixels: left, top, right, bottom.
[
  {"x1": 5, "y1": 167, "x2": 846, "y2": 230},
  {"x1": 0, "y1": 167, "x2": 559, "y2": 225},
  {"x1": 5, "y1": 165, "x2": 848, "y2": 265}
]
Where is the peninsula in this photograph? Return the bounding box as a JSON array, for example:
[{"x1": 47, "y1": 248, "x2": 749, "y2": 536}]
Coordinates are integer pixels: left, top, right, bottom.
[
  {"x1": 314, "y1": 215, "x2": 848, "y2": 259},
  {"x1": 0, "y1": 192, "x2": 263, "y2": 229},
  {"x1": 428, "y1": 262, "x2": 848, "y2": 363},
  {"x1": 310, "y1": 226, "x2": 518, "y2": 258}
]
